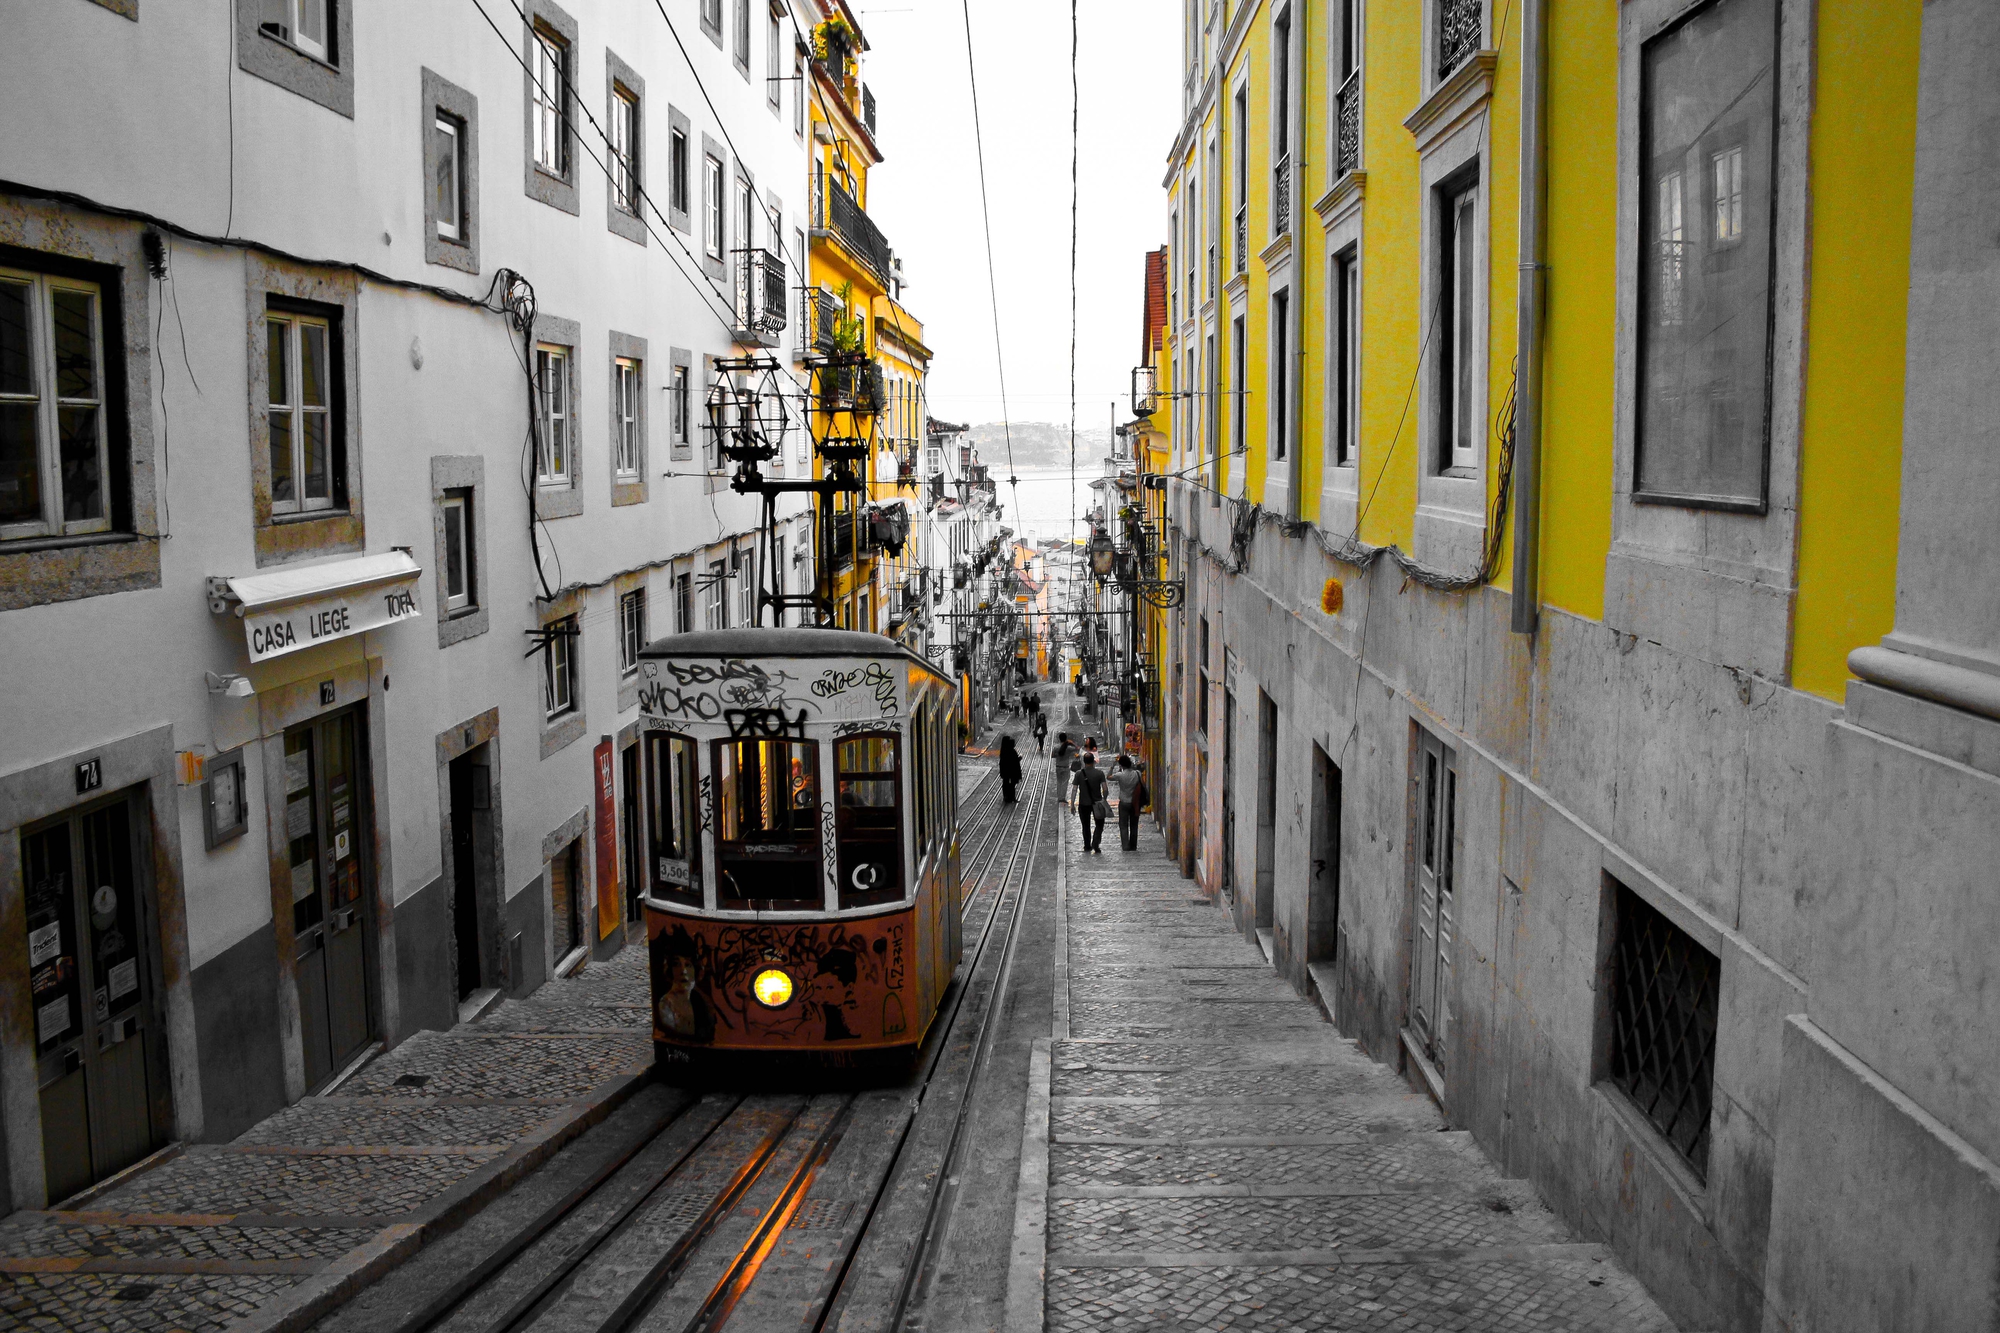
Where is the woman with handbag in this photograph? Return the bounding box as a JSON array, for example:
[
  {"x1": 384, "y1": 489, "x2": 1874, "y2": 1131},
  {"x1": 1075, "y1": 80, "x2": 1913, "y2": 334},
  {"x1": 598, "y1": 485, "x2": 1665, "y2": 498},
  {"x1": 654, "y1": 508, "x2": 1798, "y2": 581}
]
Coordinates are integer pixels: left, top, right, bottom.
[{"x1": 1074, "y1": 753, "x2": 1109, "y2": 852}]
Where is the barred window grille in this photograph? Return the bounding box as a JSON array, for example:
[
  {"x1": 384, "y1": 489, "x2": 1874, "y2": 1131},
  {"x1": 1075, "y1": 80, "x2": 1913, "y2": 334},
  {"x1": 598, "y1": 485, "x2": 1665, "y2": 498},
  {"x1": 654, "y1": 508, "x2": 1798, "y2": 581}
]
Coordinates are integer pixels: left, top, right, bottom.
[
  {"x1": 1336, "y1": 70, "x2": 1361, "y2": 177},
  {"x1": 1234, "y1": 207, "x2": 1248, "y2": 273},
  {"x1": 1608, "y1": 882, "x2": 1720, "y2": 1178},
  {"x1": 1273, "y1": 156, "x2": 1291, "y2": 234},
  {"x1": 1436, "y1": 0, "x2": 1482, "y2": 83}
]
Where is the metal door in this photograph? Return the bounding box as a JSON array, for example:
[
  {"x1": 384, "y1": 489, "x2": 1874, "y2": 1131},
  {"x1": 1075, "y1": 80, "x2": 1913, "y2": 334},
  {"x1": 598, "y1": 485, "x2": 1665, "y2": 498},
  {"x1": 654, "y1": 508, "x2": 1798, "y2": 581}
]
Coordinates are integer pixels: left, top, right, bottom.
[
  {"x1": 1410, "y1": 731, "x2": 1457, "y2": 1059},
  {"x1": 22, "y1": 795, "x2": 165, "y2": 1202},
  {"x1": 286, "y1": 709, "x2": 374, "y2": 1089}
]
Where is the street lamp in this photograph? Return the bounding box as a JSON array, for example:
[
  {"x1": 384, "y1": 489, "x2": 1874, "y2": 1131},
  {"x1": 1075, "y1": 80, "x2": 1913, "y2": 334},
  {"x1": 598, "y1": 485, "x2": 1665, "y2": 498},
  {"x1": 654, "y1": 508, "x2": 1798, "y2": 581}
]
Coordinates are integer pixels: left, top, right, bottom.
[{"x1": 1087, "y1": 528, "x2": 1116, "y2": 580}]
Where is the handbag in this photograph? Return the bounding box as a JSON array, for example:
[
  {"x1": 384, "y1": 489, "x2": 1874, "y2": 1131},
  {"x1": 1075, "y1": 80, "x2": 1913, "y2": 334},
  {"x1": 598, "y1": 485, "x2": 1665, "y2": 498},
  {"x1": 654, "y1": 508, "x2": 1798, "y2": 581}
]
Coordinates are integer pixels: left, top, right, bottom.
[
  {"x1": 1133, "y1": 777, "x2": 1151, "y2": 811},
  {"x1": 1092, "y1": 797, "x2": 1111, "y2": 820}
]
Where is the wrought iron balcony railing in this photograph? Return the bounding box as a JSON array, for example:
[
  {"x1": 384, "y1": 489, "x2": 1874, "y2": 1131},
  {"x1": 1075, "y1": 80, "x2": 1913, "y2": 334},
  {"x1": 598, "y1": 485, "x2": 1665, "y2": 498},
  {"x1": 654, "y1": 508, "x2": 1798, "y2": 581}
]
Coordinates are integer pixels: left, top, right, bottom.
[
  {"x1": 815, "y1": 176, "x2": 893, "y2": 282},
  {"x1": 1437, "y1": 0, "x2": 1481, "y2": 82},
  {"x1": 804, "y1": 287, "x2": 840, "y2": 354},
  {"x1": 733, "y1": 248, "x2": 787, "y2": 339},
  {"x1": 1273, "y1": 155, "x2": 1291, "y2": 234},
  {"x1": 1234, "y1": 206, "x2": 1247, "y2": 273},
  {"x1": 1336, "y1": 71, "x2": 1361, "y2": 178},
  {"x1": 862, "y1": 84, "x2": 877, "y2": 138}
]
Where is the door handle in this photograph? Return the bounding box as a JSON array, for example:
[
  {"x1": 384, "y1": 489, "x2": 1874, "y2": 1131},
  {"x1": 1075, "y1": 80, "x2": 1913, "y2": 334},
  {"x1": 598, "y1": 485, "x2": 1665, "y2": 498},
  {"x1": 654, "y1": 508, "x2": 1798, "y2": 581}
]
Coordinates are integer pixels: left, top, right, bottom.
[{"x1": 1312, "y1": 858, "x2": 1326, "y2": 879}]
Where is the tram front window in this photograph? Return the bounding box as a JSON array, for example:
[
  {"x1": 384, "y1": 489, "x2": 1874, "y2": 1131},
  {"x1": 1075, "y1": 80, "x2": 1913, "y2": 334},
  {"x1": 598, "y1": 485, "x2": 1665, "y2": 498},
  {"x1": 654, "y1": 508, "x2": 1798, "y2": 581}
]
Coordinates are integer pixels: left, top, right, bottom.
[
  {"x1": 714, "y1": 739, "x2": 821, "y2": 908},
  {"x1": 836, "y1": 733, "x2": 902, "y2": 907},
  {"x1": 646, "y1": 732, "x2": 701, "y2": 907}
]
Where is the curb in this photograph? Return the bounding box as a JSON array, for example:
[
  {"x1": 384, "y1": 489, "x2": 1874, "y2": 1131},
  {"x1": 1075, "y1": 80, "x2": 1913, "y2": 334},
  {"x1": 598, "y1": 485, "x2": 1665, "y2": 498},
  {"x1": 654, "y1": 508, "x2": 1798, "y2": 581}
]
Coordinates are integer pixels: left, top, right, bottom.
[
  {"x1": 234, "y1": 1065, "x2": 655, "y2": 1333},
  {"x1": 1002, "y1": 1037, "x2": 1053, "y2": 1333}
]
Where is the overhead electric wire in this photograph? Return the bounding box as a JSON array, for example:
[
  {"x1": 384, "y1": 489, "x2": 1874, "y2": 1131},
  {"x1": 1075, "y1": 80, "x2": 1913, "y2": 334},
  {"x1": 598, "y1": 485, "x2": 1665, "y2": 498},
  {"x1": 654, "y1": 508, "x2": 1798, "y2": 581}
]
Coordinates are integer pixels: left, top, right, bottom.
[
  {"x1": 958, "y1": 0, "x2": 1019, "y2": 496},
  {"x1": 1067, "y1": 0, "x2": 1079, "y2": 557}
]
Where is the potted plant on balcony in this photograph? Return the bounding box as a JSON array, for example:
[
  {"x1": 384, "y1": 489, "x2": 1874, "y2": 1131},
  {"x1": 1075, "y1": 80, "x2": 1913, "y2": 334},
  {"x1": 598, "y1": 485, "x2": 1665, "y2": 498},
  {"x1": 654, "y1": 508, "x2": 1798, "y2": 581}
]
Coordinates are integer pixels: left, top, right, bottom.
[{"x1": 813, "y1": 17, "x2": 856, "y2": 81}]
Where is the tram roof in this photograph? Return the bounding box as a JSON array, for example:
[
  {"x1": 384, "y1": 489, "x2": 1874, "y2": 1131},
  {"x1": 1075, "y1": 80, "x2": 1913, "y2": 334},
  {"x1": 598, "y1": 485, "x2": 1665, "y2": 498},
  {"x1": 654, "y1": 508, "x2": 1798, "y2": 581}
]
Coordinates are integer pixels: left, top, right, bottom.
[{"x1": 637, "y1": 626, "x2": 947, "y2": 676}]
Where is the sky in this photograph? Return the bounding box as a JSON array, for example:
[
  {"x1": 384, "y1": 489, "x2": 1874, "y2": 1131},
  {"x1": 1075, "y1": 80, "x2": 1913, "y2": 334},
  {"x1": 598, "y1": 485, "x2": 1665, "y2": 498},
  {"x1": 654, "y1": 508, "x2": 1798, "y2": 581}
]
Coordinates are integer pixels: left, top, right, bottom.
[{"x1": 855, "y1": 0, "x2": 1181, "y2": 443}]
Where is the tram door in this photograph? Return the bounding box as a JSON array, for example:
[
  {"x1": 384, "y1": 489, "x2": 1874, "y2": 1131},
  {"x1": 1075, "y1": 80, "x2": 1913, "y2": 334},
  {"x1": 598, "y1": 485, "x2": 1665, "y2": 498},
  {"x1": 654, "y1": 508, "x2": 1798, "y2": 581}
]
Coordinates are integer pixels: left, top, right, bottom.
[
  {"x1": 23, "y1": 794, "x2": 166, "y2": 1202},
  {"x1": 285, "y1": 708, "x2": 374, "y2": 1088}
]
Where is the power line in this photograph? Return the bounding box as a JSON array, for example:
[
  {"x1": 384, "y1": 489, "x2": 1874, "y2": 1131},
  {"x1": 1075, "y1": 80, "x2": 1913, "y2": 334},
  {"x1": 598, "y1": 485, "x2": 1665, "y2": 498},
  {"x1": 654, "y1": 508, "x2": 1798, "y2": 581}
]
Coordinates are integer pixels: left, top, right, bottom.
[{"x1": 958, "y1": 0, "x2": 1018, "y2": 495}]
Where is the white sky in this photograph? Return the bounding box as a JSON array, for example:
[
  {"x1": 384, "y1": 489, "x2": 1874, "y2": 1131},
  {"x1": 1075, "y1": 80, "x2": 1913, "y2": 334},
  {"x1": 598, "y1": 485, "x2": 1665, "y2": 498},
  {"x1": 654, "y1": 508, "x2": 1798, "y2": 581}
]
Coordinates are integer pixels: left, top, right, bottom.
[{"x1": 857, "y1": 1, "x2": 1181, "y2": 436}]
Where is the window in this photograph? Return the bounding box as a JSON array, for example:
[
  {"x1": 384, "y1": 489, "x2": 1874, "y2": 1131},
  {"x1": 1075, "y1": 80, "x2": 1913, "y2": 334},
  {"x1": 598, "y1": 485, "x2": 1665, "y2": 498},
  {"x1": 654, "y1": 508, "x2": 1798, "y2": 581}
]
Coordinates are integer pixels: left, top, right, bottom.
[
  {"x1": 1410, "y1": 728, "x2": 1457, "y2": 1059},
  {"x1": 704, "y1": 153, "x2": 725, "y2": 261},
  {"x1": 1230, "y1": 315, "x2": 1246, "y2": 456},
  {"x1": 441, "y1": 488, "x2": 474, "y2": 613},
  {"x1": 530, "y1": 23, "x2": 569, "y2": 177},
  {"x1": 794, "y1": 52, "x2": 806, "y2": 136},
  {"x1": 767, "y1": 12, "x2": 782, "y2": 109},
  {"x1": 734, "y1": 0, "x2": 751, "y2": 71},
  {"x1": 619, "y1": 586, "x2": 647, "y2": 674},
  {"x1": 1170, "y1": 209, "x2": 1180, "y2": 323},
  {"x1": 0, "y1": 270, "x2": 112, "y2": 539},
  {"x1": 1334, "y1": 248, "x2": 1359, "y2": 466},
  {"x1": 1272, "y1": 5, "x2": 1291, "y2": 234},
  {"x1": 534, "y1": 344, "x2": 570, "y2": 486},
  {"x1": 610, "y1": 84, "x2": 640, "y2": 214},
  {"x1": 1196, "y1": 616, "x2": 1211, "y2": 736},
  {"x1": 1437, "y1": 177, "x2": 1479, "y2": 472},
  {"x1": 613, "y1": 356, "x2": 641, "y2": 479},
  {"x1": 267, "y1": 309, "x2": 334, "y2": 516},
  {"x1": 646, "y1": 732, "x2": 701, "y2": 906},
  {"x1": 736, "y1": 176, "x2": 755, "y2": 256},
  {"x1": 836, "y1": 734, "x2": 902, "y2": 906},
  {"x1": 670, "y1": 124, "x2": 690, "y2": 218},
  {"x1": 706, "y1": 559, "x2": 726, "y2": 629},
  {"x1": 1232, "y1": 85, "x2": 1248, "y2": 272},
  {"x1": 675, "y1": 570, "x2": 694, "y2": 633},
  {"x1": 260, "y1": 0, "x2": 330, "y2": 62},
  {"x1": 1636, "y1": 0, "x2": 1776, "y2": 508},
  {"x1": 433, "y1": 115, "x2": 464, "y2": 240},
  {"x1": 1270, "y1": 289, "x2": 1290, "y2": 461},
  {"x1": 1607, "y1": 880, "x2": 1720, "y2": 1179},
  {"x1": 736, "y1": 547, "x2": 756, "y2": 626},
  {"x1": 771, "y1": 536, "x2": 786, "y2": 625},
  {"x1": 713, "y1": 738, "x2": 820, "y2": 907},
  {"x1": 671, "y1": 361, "x2": 690, "y2": 451},
  {"x1": 543, "y1": 616, "x2": 577, "y2": 717},
  {"x1": 701, "y1": 0, "x2": 722, "y2": 43}
]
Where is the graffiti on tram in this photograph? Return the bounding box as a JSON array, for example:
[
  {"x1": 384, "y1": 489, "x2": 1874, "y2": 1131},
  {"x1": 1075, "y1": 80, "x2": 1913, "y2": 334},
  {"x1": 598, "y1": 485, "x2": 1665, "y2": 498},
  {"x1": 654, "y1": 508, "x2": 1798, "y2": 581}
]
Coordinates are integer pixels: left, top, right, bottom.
[
  {"x1": 648, "y1": 913, "x2": 911, "y2": 1047},
  {"x1": 637, "y1": 658, "x2": 809, "y2": 721}
]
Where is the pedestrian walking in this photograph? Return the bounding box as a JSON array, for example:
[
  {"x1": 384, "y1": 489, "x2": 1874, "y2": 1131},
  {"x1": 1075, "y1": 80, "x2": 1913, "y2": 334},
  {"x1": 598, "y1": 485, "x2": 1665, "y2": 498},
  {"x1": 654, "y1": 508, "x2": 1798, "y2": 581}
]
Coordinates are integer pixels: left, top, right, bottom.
[
  {"x1": 1111, "y1": 754, "x2": 1145, "y2": 850},
  {"x1": 1075, "y1": 753, "x2": 1109, "y2": 852},
  {"x1": 999, "y1": 736, "x2": 1023, "y2": 804},
  {"x1": 1033, "y1": 712, "x2": 1049, "y2": 754},
  {"x1": 1051, "y1": 733, "x2": 1078, "y2": 808}
]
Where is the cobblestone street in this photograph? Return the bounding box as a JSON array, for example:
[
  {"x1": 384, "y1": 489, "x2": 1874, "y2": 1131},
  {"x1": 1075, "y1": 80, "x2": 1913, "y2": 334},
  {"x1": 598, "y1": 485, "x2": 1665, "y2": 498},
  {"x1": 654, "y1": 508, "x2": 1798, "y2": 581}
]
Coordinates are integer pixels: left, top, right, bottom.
[
  {"x1": 1012, "y1": 787, "x2": 1683, "y2": 1332},
  {"x1": 0, "y1": 952, "x2": 652, "y2": 1333}
]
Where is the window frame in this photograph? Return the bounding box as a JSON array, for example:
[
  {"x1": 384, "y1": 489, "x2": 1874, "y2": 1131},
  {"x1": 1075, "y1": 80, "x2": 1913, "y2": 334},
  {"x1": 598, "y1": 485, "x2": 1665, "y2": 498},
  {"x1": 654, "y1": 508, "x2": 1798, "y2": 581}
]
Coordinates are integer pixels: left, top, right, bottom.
[
  {"x1": 669, "y1": 348, "x2": 693, "y2": 460},
  {"x1": 529, "y1": 22, "x2": 570, "y2": 178},
  {"x1": 1269, "y1": 286, "x2": 1291, "y2": 463},
  {"x1": 704, "y1": 151, "x2": 726, "y2": 263},
  {"x1": 701, "y1": 0, "x2": 723, "y2": 45},
  {"x1": 260, "y1": 0, "x2": 332, "y2": 63},
  {"x1": 608, "y1": 332, "x2": 647, "y2": 503},
  {"x1": 534, "y1": 342, "x2": 573, "y2": 489},
  {"x1": 675, "y1": 569, "x2": 694, "y2": 633},
  {"x1": 705, "y1": 559, "x2": 727, "y2": 630},
  {"x1": 645, "y1": 729, "x2": 703, "y2": 907},
  {"x1": 1435, "y1": 174, "x2": 1481, "y2": 474},
  {"x1": 610, "y1": 83, "x2": 639, "y2": 215},
  {"x1": 711, "y1": 737, "x2": 823, "y2": 910},
  {"x1": 431, "y1": 454, "x2": 489, "y2": 645},
  {"x1": 668, "y1": 109, "x2": 692, "y2": 230},
  {"x1": 422, "y1": 69, "x2": 480, "y2": 273},
  {"x1": 1229, "y1": 313, "x2": 1246, "y2": 458},
  {"x1": 264, "y1": 307, "x2": 338, "y2": 519},
  {"x1": 733, "y1": 0, "x2": 751, "y2": 73},
  {"x1": 0, "y1": 268, "x2": 114, "y2": 542},
  {"x1": 441, "y1": 487, "x2": 474, "y2": 614},
  {"x1": 767, "y1": 10, "x2": 783, "y2": 110},
  {"x1": 619, "y1": 585, "x2": 647, "y2": 676},
  {"x1": 433, "y1": 116, "x2": 464, "y2": 241},
  {"x1": 543, "y1": 615, "x2": 579, "y2": 719},
  {"x1": 834, "y1": 730, "x2": 905, "y2": 908},
  {"x1": 1333, "y1": 246, "x2": 1360, "y2": 468}
]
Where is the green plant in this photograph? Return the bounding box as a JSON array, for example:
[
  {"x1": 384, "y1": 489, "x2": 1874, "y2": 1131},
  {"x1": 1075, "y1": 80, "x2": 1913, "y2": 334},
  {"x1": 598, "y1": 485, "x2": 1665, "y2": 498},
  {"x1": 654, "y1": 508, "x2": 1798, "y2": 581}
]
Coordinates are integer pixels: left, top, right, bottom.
[
  {"x1": 813, "y1": 17, "x2": 856, "y2": 74},
  {"x1": 831, "y1": 281, "x2": 863, "y2": 353}
]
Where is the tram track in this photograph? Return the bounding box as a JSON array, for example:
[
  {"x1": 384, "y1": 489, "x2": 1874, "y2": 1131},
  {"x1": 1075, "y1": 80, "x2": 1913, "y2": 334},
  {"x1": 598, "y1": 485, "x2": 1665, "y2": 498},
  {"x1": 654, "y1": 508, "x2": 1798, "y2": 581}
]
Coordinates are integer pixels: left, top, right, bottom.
[{"x1": 325, "y1": 726, "x2": 1052, "y2": 1333}]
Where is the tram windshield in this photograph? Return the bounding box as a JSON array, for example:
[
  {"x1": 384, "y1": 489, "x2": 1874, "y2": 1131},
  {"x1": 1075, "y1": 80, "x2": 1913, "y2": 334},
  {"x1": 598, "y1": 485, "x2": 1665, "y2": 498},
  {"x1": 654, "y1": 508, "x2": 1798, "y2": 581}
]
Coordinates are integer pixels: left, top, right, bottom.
[
  {"x1": 836, "y1": 734, "x2": 902, "y2": 907},
  {"x1": 645, "y1": 732, "x2": 700, "y2": 907},
  {"x1": 714, "y1": 739, "x2": 820, "y2": 908}
]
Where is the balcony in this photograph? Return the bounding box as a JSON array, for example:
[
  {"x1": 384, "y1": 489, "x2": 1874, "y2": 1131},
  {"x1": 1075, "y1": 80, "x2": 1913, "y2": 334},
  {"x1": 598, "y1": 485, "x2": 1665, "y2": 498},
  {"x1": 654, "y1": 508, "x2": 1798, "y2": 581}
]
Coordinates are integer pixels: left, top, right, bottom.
[
  {"x1": 1234, "y1": 206, "x2": 1247, "y2": 274},
  {"x1": 732, "y1": 248, "x2": 787, "y2": 344},
  {"x1": 1273, "y1": 155, "x2": 1291, "y2": 234},
  {"x1": 803, "y1": 286, "x2": 841, "y2": 355},
  {"x1": 1336, "y1": 70, "x2": 1361, "y2": 177},
  {"x1": 815, "y1": 176, "x2": 893, "y2": 283},
  {"x1": 862, "y1": 84, "x2": 877, "y2": 139},
  {"x1": 1437, "y1": 0, "x2": 1481, "y2": 82}
]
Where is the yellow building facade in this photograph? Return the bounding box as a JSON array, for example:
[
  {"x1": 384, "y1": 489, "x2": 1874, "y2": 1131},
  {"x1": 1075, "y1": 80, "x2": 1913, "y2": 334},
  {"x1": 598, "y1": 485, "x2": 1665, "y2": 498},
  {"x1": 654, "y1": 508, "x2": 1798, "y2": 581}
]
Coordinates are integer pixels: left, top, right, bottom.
[{"x1": 1154, "y1": 1, "x2": 1996, "y2": 1329}]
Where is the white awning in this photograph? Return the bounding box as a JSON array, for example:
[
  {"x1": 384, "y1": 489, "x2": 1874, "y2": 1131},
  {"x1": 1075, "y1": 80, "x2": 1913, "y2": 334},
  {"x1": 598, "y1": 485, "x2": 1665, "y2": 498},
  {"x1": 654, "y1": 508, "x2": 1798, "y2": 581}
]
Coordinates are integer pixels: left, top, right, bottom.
[{"x1": 217, "y1": 551, "x2": 423, "y2": 662}]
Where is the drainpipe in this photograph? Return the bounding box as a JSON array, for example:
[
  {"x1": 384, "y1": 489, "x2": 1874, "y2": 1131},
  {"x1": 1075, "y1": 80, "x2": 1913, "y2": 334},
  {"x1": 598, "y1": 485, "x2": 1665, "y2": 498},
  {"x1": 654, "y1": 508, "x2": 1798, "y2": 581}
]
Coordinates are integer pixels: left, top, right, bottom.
[{"x1": 1509, "y1": 0, "x2": 1547, "y2": 636}]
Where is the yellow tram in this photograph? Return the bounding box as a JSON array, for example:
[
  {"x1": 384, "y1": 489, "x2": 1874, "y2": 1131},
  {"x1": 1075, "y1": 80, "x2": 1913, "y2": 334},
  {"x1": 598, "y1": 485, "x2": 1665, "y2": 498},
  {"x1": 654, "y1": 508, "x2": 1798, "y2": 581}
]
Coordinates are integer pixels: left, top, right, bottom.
[{"x1": 635, "y1": 627, "x2": 962, "y2": 1072}]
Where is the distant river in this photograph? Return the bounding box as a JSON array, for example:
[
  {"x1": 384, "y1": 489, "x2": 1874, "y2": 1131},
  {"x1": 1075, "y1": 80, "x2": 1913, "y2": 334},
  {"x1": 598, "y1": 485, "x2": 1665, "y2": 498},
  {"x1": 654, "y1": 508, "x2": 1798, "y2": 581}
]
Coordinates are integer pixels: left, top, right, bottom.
[{"x1": 992, "y1": 466, "x2": 1103, "y2": 547}]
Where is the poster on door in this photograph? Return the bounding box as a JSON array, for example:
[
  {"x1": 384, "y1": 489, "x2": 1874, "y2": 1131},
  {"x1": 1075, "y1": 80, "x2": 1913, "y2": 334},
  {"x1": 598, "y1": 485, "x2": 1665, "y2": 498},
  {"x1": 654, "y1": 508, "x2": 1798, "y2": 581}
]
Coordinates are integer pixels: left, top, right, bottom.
[{"x1": 594, "y1": 739, "x2": 620, "y2": 942}]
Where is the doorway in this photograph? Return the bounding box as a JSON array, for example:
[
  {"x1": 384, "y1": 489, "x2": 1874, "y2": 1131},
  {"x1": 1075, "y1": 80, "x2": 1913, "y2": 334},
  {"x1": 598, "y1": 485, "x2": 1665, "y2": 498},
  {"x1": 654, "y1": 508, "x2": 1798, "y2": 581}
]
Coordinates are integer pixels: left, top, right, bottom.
[
  {"x1": 23, "y1": 792, "x2": 168, "y2": 1202},
  {"x1": 1306, "y1": 745, "x2": 1343, "y2": 1010},
  {"x1": 1253, "y1": 692, "x2": 1278, "y2": 952},
  {"x1": 284, "y1": 707, "x2": 374, "y2": 1090},
  {"x1": 550, "y1": 839, "x2": 584, "y2": 972},
  {"x1": 1409, "y1": 728, "x2": 1458, "y2": 1065},
  {"x1": 1220, "y1": 688, "x2": 1237, "y2": 904},
  {"x1": 447, "y1": 745, "x2": 496, "y2": 1007},
  {"x1": 620, "y1": 741, "x2": 643, "y2": 925}
]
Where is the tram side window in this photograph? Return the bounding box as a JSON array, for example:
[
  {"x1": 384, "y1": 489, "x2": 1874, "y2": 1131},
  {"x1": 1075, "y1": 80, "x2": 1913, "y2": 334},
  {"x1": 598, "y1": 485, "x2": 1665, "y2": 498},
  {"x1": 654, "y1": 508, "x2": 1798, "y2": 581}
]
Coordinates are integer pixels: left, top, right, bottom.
[
  {"x1": 911, "y1": 707, "x2": 929, "y2": 856},
  {"x1": 714, "y1": 739, "x2": 820, "y2": 908},
  {"x1": 836, "y1": 733, "x2": 903, "y2": 907},
  {"x1": 646, "y1": 731, "x2": 701, "y2": 907}
]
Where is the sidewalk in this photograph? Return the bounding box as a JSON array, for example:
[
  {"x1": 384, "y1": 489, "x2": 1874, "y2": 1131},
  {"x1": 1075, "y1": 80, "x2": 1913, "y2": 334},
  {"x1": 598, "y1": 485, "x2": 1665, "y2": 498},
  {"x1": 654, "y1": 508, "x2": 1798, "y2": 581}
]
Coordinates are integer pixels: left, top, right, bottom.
[
  {"x1": 1010, "y1": 807, "x2": 1681, "y2": 1331},
  {"x1": 0, "y1": 945, "x2": 652, "y2": 1333}
]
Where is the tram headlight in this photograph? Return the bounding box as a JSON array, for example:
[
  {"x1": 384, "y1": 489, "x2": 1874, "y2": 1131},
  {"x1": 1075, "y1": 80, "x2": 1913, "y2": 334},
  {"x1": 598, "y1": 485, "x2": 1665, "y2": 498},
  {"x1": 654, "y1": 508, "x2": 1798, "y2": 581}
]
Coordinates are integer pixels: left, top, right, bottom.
[{"x1": 751, "y1": 968, "x2": 794, "y2": 1008}]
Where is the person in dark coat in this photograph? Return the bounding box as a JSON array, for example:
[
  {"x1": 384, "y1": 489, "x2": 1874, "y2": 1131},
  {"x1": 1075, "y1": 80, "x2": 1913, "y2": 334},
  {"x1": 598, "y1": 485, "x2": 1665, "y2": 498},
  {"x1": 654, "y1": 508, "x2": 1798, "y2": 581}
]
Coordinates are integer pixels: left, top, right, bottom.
[
  {"x1": 1033, "y1": 711, "x2": 1049, "y2": 753},
  {"x1": 999, "y1": 735, "x2": 1023, "y2": 803},
  {"x1": 1074, "y1": 753, "x2": 1109, "y2": 852}
]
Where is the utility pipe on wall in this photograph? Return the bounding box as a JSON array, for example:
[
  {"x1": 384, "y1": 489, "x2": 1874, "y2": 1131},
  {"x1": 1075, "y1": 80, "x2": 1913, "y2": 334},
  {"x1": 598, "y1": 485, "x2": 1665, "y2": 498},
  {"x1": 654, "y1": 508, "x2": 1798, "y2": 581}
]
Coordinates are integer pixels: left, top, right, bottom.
[{"x1": 1509, "y1": 0, "x2": 1548, "y2": 635}]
